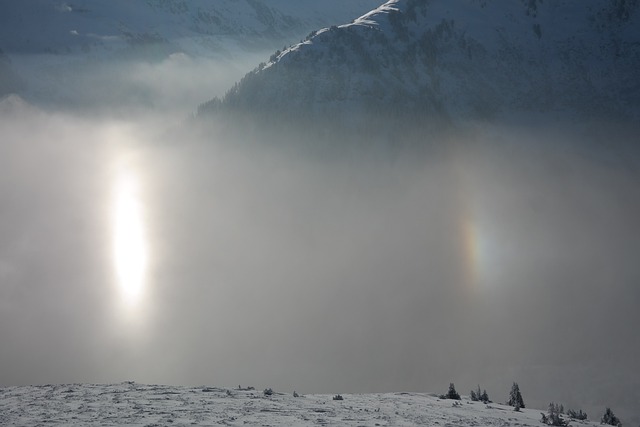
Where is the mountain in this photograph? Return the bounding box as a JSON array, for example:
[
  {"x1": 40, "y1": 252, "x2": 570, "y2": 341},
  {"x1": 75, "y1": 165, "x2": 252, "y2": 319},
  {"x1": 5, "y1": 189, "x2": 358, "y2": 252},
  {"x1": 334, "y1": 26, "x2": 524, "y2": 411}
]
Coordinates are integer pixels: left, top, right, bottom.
[
  {"x1": 201, "y1": 0, "x2": 640, "y2": 124},
  {"x1": 0, "y1": 382, "x2": 617, "y2": 426},
  {"x1": 0, "y1": 0, "x2": 381, "y2": 58},
  {"x1": 0, "y1": 1, "x2": 380, "y2": 109},
  {"x1": 0, "y1": 48, "x2": 22, "y2": 98}
]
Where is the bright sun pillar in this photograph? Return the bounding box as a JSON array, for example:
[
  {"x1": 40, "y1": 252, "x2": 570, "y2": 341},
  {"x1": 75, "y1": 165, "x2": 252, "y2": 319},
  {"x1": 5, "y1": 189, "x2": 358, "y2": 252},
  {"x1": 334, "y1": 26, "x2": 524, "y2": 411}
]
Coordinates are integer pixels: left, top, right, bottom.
[{"x1": 113, "y1": 170, "x2": 148, "y2": 305}]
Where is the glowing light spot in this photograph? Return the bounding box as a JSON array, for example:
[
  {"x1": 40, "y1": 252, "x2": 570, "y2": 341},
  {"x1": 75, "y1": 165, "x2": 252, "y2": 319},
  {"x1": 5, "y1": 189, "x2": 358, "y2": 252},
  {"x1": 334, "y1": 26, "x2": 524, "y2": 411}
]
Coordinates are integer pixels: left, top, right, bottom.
[
  {"x1": 460, "y1": 212, "x2": 505, "y2": 291},
  {"x1": 113, "y1": 171, "x2": 147, "y2": 305},
  {"x1": 462, "y1": 218, "x2": 480, "y2": 286}
]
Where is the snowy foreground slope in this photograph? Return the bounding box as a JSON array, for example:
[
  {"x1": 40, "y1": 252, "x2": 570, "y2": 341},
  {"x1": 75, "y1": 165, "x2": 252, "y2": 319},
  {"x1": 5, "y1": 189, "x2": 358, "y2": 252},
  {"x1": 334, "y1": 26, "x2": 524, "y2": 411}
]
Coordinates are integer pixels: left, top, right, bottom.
[
  {"x1": 0, "y1": 383, "x2": 602, "y2": 427},
  {"x1": 204, "y1": 0, "x2": 640, "y2": 123}
]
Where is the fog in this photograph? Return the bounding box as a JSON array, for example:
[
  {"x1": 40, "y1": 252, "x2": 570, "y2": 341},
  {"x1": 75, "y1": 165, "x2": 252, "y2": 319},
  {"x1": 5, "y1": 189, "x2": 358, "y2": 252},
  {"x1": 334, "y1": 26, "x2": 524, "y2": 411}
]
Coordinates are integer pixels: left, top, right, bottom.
[
  {"x1": 1, "y1": 56, "x2": 639, "y2": 424},
  {"x1": 8, "y1": 52, "x2": 266, "y2": 115}
]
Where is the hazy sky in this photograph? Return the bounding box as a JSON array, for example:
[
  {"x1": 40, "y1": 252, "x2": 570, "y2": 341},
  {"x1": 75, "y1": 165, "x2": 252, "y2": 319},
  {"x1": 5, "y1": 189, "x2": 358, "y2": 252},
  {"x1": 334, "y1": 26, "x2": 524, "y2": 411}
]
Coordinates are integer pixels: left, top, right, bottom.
[{"x1": 1, "y1": 41, "x2": 640, "y2": 426}]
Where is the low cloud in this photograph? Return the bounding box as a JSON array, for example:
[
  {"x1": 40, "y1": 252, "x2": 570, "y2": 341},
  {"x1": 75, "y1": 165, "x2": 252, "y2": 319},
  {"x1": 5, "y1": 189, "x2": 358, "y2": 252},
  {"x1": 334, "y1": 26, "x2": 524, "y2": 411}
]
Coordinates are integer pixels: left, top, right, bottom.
[{"x1": 0, "y1": 62, "x2": 639, "y2": 424}]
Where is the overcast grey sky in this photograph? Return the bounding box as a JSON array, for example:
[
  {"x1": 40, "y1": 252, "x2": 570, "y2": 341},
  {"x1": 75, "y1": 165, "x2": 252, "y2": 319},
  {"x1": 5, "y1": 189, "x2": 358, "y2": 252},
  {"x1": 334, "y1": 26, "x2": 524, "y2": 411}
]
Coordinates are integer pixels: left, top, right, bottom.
[{"x1": 1, "y1": 50, "x2": 640, "y2": 425}]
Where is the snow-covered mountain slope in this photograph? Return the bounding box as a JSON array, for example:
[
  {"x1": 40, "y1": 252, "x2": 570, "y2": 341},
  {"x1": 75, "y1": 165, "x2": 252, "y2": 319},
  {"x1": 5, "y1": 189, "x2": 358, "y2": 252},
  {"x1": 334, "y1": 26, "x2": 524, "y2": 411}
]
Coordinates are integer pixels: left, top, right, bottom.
[
  {"x1": 0, "y1": 0, "x2": 381, "y2": 58},
  {"x1": 0, "y1": 383, "x2": 611, "y2": 426},
  {"x1": 203, "y1": 0, "x2": 640, "y2": 123},
  {"x1": 0, "y1": 48, "x2": 22, "y2": 97}
]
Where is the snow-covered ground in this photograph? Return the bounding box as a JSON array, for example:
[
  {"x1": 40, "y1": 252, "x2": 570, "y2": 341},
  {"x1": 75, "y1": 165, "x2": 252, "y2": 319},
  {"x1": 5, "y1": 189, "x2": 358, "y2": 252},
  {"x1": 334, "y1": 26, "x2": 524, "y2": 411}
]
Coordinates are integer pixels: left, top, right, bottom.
[{"x1": 0, "y1": 382, "x2": 603, "y2": 426}]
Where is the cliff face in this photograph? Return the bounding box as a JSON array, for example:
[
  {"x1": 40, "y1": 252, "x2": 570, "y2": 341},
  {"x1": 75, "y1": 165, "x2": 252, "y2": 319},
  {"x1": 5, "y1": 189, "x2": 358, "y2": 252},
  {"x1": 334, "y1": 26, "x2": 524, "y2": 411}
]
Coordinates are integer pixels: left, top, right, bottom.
[{"x1": 206, "y1": 0, "x2": 640, "y2": 123}]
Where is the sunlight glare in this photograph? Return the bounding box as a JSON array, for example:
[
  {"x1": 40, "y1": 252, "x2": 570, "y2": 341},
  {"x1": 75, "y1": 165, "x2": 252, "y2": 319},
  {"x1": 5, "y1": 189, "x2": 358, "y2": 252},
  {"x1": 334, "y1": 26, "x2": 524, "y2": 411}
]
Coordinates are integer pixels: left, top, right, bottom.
[{"x1": 113, "y1": 170, "x2": 148, "y2": 305}]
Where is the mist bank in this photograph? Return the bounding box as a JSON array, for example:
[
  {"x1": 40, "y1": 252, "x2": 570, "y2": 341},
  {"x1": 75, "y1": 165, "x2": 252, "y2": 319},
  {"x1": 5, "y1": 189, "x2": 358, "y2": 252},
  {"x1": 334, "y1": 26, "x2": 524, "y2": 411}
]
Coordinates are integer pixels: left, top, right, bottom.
[
  {"x1": 2, "y1": 52, "x2": 270, "y2": 117},
  {"x1": 1, "y1": 95, "x2": 639, "y2": 423}
]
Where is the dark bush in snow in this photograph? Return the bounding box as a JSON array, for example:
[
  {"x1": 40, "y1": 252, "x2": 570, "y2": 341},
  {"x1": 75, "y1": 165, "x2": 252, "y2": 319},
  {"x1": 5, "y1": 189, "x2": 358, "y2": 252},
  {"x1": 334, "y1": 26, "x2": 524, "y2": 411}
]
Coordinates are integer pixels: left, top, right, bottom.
[
  {"x1": 333, "y1": 394, "x2": 344, "y2": 401},
  {"x1": 601, "y1": 408, "x2": 622, "y2": 426},
  {"x1": 470, "y1": 385, "x2": 490, "y2": 403},
  {"x1": 540, "y1": 402, "x2": 568, "y2": 426},
  {"x1": 567, "y1": 408, "x2": 588, "y2": 420},
  {"x1": 443, "y1": 383, "x2": 461, "y2": 400}
]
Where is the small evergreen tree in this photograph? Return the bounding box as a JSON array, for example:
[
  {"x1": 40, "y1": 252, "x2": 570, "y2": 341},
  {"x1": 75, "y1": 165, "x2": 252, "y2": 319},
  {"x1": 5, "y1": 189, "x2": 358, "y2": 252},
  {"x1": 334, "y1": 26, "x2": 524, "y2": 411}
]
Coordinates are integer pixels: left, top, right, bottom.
[
  {"x1": 601, "y1": 408, "x2": 622, "y2": 426},
  {"x1": 507, "y1": 382, "x2": 525, "y2": 409},
  {"x1": 542, "y1": 402, "x2": 568, "y2": 426},
  {"x1": 470, "y1": 385, "x2": 480, "y2": 401},
  {"x1": 470, "y1": 385, "x2": 490, "y2": 403},
  {"x1": 446, "y1": 383, "x2": 461, "y2": 400}
]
